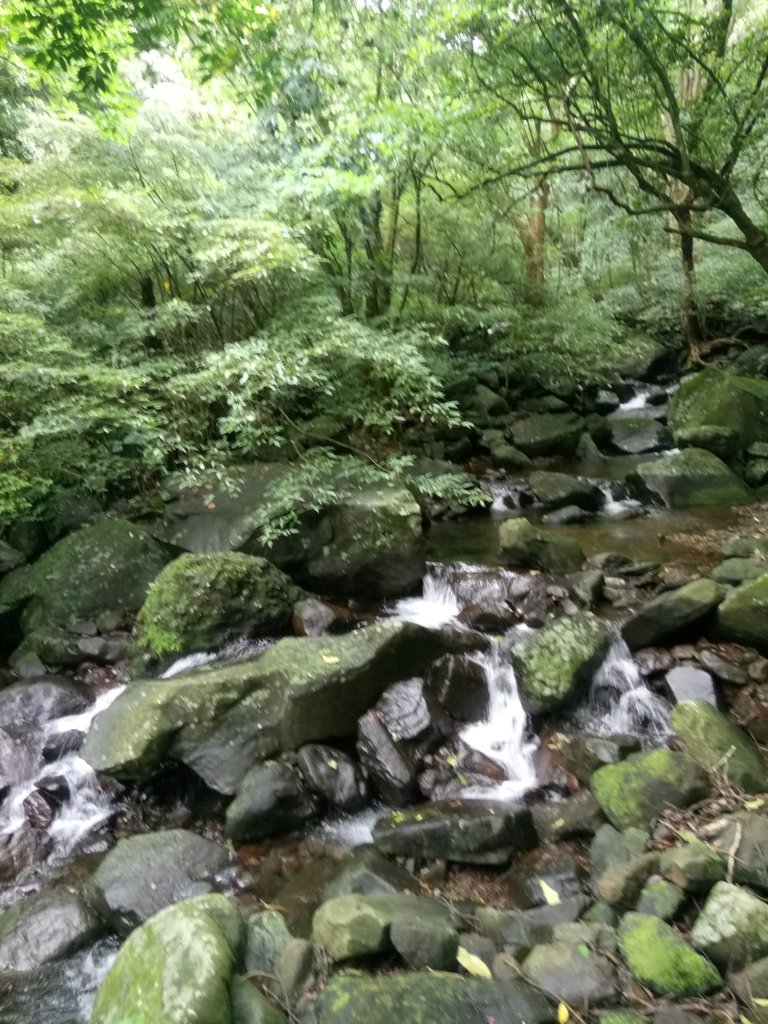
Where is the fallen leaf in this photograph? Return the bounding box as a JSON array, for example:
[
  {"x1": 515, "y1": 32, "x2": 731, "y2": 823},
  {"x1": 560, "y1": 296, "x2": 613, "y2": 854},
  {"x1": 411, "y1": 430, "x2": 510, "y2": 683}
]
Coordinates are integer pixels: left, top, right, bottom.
[
  {"x1": 540, "y1": 880, "x2": 561, "y2": 905},
  {"x1": 456, "y1": 946, "x2": 492, "y2": 978},
  {"x1": 557, "y1": 1002, "x2": 570, "y2": 1024},
  {"x1": 321, "y1": 654, "x2": 340, "y2": 664}
]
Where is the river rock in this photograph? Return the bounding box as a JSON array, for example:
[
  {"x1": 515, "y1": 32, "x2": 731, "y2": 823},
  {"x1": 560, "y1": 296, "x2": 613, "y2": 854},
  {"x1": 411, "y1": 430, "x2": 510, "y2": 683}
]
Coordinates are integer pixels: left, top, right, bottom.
[
  {"x1": 618, "y1": 912, "x2": 721, "y2": 995},
  {"x1": 311, "y1": 892, "x2": 455, "y2": 962},
  {"x1": 691, "y1": 881, "x2": 768, "y2": 969},
  {"x1": 0, "y1": 889, "x2": 102, "y2": 971},
  {"x1": 82, "y1": 622, "x2": 447, "y2": 792},
  {"x1": 292, "y1": 596, "x2": 338, "y2": 636},
  {"x1": 531, "y1": 789, "x2": 605, "y2": 842},
  {"x1": 476, "y1": 897, "x2": 590, "y2": 956},
  {"x1": 90, "y1": 894, "x2": 250, "y2": 1024},
  {"x1": 321, "y1": 846, "x2": 420, "y2": 901},
  {"x1": 489, "y1": 439, "x2": 533, "y2": 470},
  {"x1": 245, "y1": 910, "x2": 292, "y2": 974},
  {"x1": 668, "y1": 368, "x2": 768, "y2": 459},
  {"x1": 712, "y1": 557, "x2": 768, "y2": 585},
  {"x1": 510, "y1": 412, "x2": 584, "y2": 457},
  {"x1": 528, "y1": 470, "x2": 603, "y2": 511},
  {"x1": 697, "y1": 648, "x2": 748, "y2": 686},
  {"x1": 665, "y1": 666, "x2": 717, "y2": 705},
  {"x1": 0, "y1": 519, "x2": 169, "y2": 657},
  {"x1": 659, "y1": 837, "x2": 725, "y2": 892},
  {"x1": 562, "y1": 734, "x2": 641, "y2": 784},
  {"x1": 671, "y1": 700, "x2": 766, "y2": 792},
  {"x1": 87, "y1": 829, "x2": 231, "y2": 933},
  {"x1": 621, "y1": 578, "x2": 726, "y2": 650},
  {"x1": 511, "y1": 611, "x2": 611, "y2": 713},
  {"x1": 591, "y1": 824, "x2": 648, "y2": 884},
  {"x1": 717, "y1": 573, "x2": 768, "y2": 653},
  {"x1": 591, "y1": 749, "x2": 709, "y2": 829},
  {"x1": 522, "y1": 941, "x2": 618, "y2": 1005},
  {"x1": 498, "y1": 517, "x2": 584, "y2": 572},
  {"x1": 390, "y1": 918, "x2": 459, "y2": 970},
  {"x1": 372, "y1": 800, "x2": 536, "y2": 865},
  {"x1": 502, "y1": 847, "x2": 585, "y2": 908},
  {"x1": 628, "y1": 448, "x2": 751, "y2": 509},
  {"x1": 0, "y1": 679, "x2": 88, "y2": 737},
  {"x1": 610, "y1": 415, "x2": 664, "y2": 454},
  {"x1": 225, "y1": 759, "x2": 318, "y2": 842},
  {"x1": 636, "y1": 878, "x2": 686, "y2": 920},
  {"x1": 711, "y1": 812, "x2": 768, "y2": 892},
  {"x1": 356, "y1": 709, "x2": 420, "y2": 805},
  {"x1": 295, "y1": 744, "x2": 367, "y2": 812},
  {"x1": 427, "y1": 655, "x2": 489, "y2": 722},
  {"x1": 133, "y1": 552, "x2": 303, "y2": 665},
  {"x1": 314, "y1": 973, "x2": 551, "y2": 1024}
]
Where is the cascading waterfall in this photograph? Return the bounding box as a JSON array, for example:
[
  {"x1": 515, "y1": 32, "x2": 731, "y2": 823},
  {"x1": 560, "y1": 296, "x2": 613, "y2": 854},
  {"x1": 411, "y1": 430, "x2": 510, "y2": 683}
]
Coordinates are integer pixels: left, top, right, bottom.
[
  {"x1": 581, "y1": 633, "x2": 670, "y2": 741},
  {"x1": 392, "y1": 561, "x2": 527, "y2": 629},
  {"x1": 461, "y1": 641, "x2": 538, "y2": 798}
]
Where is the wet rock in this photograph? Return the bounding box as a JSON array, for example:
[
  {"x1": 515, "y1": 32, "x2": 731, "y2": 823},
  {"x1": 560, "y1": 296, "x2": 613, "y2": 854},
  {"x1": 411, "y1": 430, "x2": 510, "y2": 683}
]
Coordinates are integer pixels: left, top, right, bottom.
[
  {"x1": 522, "y1": 941, "x2": 618, "y2": 1005},
  {"x1": 295, "y1": 744, "x2": 367, "y2": 812},
  {"x1": 691, "y1": 880, "x2": 768, "y2": 969},
  {"x1": 628, "y1": 447, "x2": 751, "y2": 509},
  {"x1": 321, "y1": 846, "x2": 420, "y2": 901},
  {"x1": 0, "y1": 679, "x2": 88, "y2": 737},
  {"x1": 597, "y1": 850, "x2": 660, "y2": 908},
  {"x1": 511, "y1": 611, "x2": 611, "y2": 713},
  {"x1": 542, "y1": 504, "x2": 594, "y2": 525},
  {"x1": 528, "y1": 470, "x2": 603, "y2": 511},
  {"x1": 391, "y1": 919, "x2": 459, "y2": 970},
  {"x1": 591, "y1": 825, "x2": 648, "y2": 882},
  {"x1": 717, "y1": 573, "x2": 768, "y2": 653},
  {"x1": 591, "y1": 749, "x2": 709, "y2": 829},
  {"x1": 610, "y1": 416, "x2": 664, "y2": 454},
  {"x1": 668, "y1": 367, "x2": 768, "y2": 460},
  {"x1": 595, "y1": 389, "x2": 620, "y2": 414},
  {"x1": 134, "y1": 553, "x2": 304, "y2": 666},
  {"x1": 372, "y1": 800, "x2": 536, "y2": 865},
  {"x1": 292, "y1": 597, "x2": 337, "y2": 636},
  {"x1": 619, "y1": 912, "x2": 721, "y2": 995},
  {"x1": 698, "y1": 648, "x2": 748, "y2": 686},
  {"x1": 458, "y1": 600, "x2": 519, "y2": 628},
  {"x1": 636, "y1": 878, "x2": 686, "y2": 920},
  {"x1": 659, "y1": 837, "x2": 725, "y2": 892},
  {"x1": 562, "y1": 734, "x2": 641, "y2": 784},
  {"x1": 314, "y1": 973, "x2": 551, "y2": 1024},
  {"x1": 730, "y1": 957, "x2": 768, "y2": 1024},
  {"x1": 268, "y1": 937, "x2": 313, "y2": 1006},
  {"x1": 42, "y1": 728, "x2": 85, "y2": 761},
  {"x1": 711, "y1": 812, "x2": 768, "y2": 892},
  {"x1": 82, "y1": 622, "x2": 448, "y2": 793},
  {"x1": 510, "y1": 412, "x2": 585, "y2": 457},
  {"x1": 357, "y1": 710, "x2": 419, "y2": 806},
  {"x1": 531, "y1": 789, "x2": 605, "y2": 842},
  {"x1": 312, "y1": 892, "x2": 455, "y2": 962},
  {"x1": 88, "y1": 829, "x2": 231, "y2": 934},
  {"x1": 665, "y1": 666, "x2": 717, "y2": 705},
  {"x1": 502, "y1": 847, "x2": 585, "y2": 908},
  {"x1": 91, "y1": 894, "x2": 247, "y2": 1024},
  {"x1": 489, "y1": 439, "x2": 533, "y2": 470},
  {"x1": 0, "y1": 822, "x2": 51, "y2": 880},
  {"x1": 567, "y1": 569, "x2": 605, "y2": 608},
  {"x1": 232, "y1": 977, "x2": 288, "y2": 1024},
  {"x1": 0, "y1": 727, "x2": 37, "y2": 789},
  {"x1": 712, "y1": 557, "x2": 768, "y2": 585},
  {"x1": 622, "y1": 578, "x2": 726, "y2": 650},
  {"x1": 375, "y1": 678, "x2": 433, "y2": 741},
  {"x1": 22, "y1": 789, "x2": 54, "y2": 829},
  {"x1": 225, "y1": 760, "x2": 318, "y2": 842},
  {"x1": 245, "y1": 910, "x2": 292, "y2": 975},
  {"x1": 498, "y1": 517, "x2": 584, "y2": 573},
  {"x1": 670, "y1": 700, "x2": 766, "y2": 792},
  {"x1": 0, "y1": 889, "x2": 102, "y2": 971},
  {"x1": 427, "y1": 655, "x2": 489, "y2": 721}
]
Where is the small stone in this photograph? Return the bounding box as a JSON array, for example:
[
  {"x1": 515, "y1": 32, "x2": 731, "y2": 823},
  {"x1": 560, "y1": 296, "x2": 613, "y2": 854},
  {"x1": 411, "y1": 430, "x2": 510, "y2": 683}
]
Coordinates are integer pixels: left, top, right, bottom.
[
  {"x1": 665, "y1": 666, "x2": 717, "y2": 706},
  {"x1": 659, "y1": 837, "x2": 725, "y2": 892},
  {"x1": 697, "y1": 648, "x2": 748, "y2": 686},
  {"x1": 268, "y1": 938, "x2": 313, "y2": 1006},
  {"x1": 636, "y1": 878, "x2": 686, "y2": 920},
  {"x1": 245, "y1": 910, "x2": 292, "y2": 975},
  {"x1": 531, "y1": 790, "x2": 605, "y2": 842},
  {"x1": 691, "y1": 880, "x2": 768, "y2": 969},
  {"x1": 390, "y1": 919, "x2": 459, "y2": 970},
  {"x1": 522, "y1": 941, "x2": 618, "y2": 1005}
]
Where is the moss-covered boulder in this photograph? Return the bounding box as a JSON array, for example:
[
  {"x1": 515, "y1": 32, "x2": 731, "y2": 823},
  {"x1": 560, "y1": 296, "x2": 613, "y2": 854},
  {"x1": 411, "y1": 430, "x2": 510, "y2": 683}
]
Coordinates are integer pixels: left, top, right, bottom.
[
  {"x1": 134, "y1": 553, "x2": 304, "y2": 664},
  {"x1": 528, "y1": 470, "x2": 603, "y2": 511},
  {"x1": 82, "y1": 622, "x2": 448, "y2": 793},
  {"x1": 716, "y1": 572, "x2": 768, "y2": 653},
  {"x1": 628, "y1": 448, "x2": 751, "y2": 509},
  {"x1": 670, "y1": 701, "x2": 766, "y2": 793},
  {"x1": 498, "y1": 517, "x2": 584, "y2": 573},
  {"x1": 691, "y1": 881, "x2": 768, "y2": 969},
  {"x1": 621, "y1": 578, "x2": 726, "y2": 650},
  {"x1": 510, "y1": 412, "x2": 584, "y2": 457},
  {"x1": 511, "y1": 612, "x2": 611, "y2": 713},
  {"x1": 591, "y1": 749, "x2": 709, "y2": 829},
  {"x1": 711, "y1": 557, "x2": 768, "y2": 585},
  {"x1": 0, "y1": 519, "x2": 169, "y2": 654},
  {"x1": 91, "y1": 894, "x2": 284, "y2": 1024},
  {"x1": 314, "y1": 973, "x2": 551, "y2": 1024},
  {"x1": 668, "y1": 368, "x2": 768, "y2": 459},
  {"x1": 618, "y1": 912, "x2": 721, "y2": 996}
]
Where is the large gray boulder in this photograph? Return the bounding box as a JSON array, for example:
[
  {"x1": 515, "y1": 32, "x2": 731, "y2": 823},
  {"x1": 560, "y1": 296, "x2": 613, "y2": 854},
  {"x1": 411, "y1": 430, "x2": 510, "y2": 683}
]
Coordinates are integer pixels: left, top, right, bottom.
[
  {"x1": 691, "y1": 881, "x2": 768, "y2": 969},
  {"x1": 82, "y1": 622, "x2": 448, "y2": 793},
  {"x1": 671, "y1": 701, "x2": 766, "y2": 793},
  {"x1": 668, "y1": 368, "x2": 768, "y2": 459},
  {"x1": 716, "y1": 573, "x2": 768, "y2": 653},
  {"x1": 528, "y1": 471, "x2": 603, "y2": 511},
  {"x1": 498, "y1": 517, "x2": 584, "y2": 572},
  {"x1": 628, "y1": 448, "x2": 751, "y2": 509},
  {"x1": 0, "y1": 890, "x2": 102, "y2": 971},
  {"x1": 621, "y1": 578, "x2": 726, "y2": 650},
  {"x1": 510, "y1": 413, "x2": 584, "y2": 457}
]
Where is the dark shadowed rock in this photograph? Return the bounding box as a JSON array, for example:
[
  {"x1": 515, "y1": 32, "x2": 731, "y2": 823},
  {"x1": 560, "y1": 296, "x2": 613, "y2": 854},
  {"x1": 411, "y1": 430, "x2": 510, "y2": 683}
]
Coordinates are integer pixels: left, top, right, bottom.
[
  {"x1": 225, "y1": 760, "x2": 318, "y2": 842},
  {"x1": 295, "y1": 744, "x2": 367, "y2": 812}
]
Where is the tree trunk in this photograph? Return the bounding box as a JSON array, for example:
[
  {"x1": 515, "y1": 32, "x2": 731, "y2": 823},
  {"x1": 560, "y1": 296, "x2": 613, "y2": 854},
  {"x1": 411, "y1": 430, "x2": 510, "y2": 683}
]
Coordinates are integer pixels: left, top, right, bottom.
[
  {"x1": 675, "y1": 209, "x2": 702, "y2": 363},
  {"x1": 360, "y1": 194, "x2": 391, "y2": 320}
]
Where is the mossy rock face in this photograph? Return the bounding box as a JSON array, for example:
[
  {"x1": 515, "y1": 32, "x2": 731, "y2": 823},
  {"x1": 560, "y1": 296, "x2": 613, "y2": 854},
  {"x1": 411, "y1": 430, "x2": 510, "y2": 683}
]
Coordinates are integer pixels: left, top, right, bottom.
[
  {"x1": 621, "y1": 578, "x2": 726, "y2": 650},
  {"x1": 668, "y1": 368, "x2": 768, "y2": 459},
  {"x1": 498, "y1": 517, "x2": 584, "y2": 573},
  {"x1": 82, "y1": 622, "x2": 448, "y2": 793},
  {"x1": 591, "y1": 749, "x2": 709, "y2": 830},
  {"x1": 313, "y1": 973, "x2": 551, "y2": 1024},
  {"x1": 90, "y1": 895, "x2": 245, "y2": 1024},
  {"x1": 670, "y1": 700, "x2": 767, "y2": 793},
  {"x1": 716, "y1": 572, "x2": 768, "y2": 653},
  {"x1": 628, "y1": 448, "x2": 751, "y2": 509},
  {"x1": 691, "y1": 880, "x2": 768, "y2": 969},
  {"x1": 0, "y1": 518, "x2": 169, "y2": 645},
  {"x1": 134, "y1": 553, "x2": 304, "y2": 665},
  {"x1": 512, "y1": 611, "x2": 611, "y2": 713},
  {"x1": 618, "y1": 912, "x2": 721, "y2": 996}
]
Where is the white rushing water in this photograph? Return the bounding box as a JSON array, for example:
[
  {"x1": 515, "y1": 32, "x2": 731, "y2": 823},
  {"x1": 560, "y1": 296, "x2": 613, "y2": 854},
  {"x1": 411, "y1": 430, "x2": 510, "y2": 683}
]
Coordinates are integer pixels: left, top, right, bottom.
[
  {"x1": 314, "y1": 805, "x2": 386, "y2": 848},
  {"x1": 598, "y1": 482, "x2": 644, "y2": 518},
  {"x1": 618, "y1": 389, "x2": 651, "y2": 412},
  {"x1": 392, "y1": 561, "x2": 526, "y2": 629},
  {"x1": 461, "y1": 641, "x2": 538, "y2": 798},
  {"x1": 582, "y1": 634, "x2": 670, "y2": 741}
]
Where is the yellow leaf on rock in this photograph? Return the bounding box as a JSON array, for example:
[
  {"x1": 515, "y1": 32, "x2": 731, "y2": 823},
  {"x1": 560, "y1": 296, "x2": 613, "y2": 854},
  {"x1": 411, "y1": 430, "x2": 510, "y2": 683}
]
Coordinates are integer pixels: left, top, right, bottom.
[
  {"x1": 456, "y1": 947, "x2": 492, "y2": 978},
  {"x1": 540, "y1": 880, "x2": 561, "y2": 905},
  {"x1": 558, "y1": 1002, "x2": 570, "y2": 1024},
  {"x1": 321, "y1": 654, "x2": 339, "y2": 664},
  {"x1": 745, "y1": 798, "x2": 765, "y2": 811}
]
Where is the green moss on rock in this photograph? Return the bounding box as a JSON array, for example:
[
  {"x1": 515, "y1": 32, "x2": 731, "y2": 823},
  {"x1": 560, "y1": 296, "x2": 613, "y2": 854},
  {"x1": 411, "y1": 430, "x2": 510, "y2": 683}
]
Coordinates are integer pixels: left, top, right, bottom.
[
  {"x1": 498, "y1": 517, "x2": 584, "y2": 572},
  {"x1": 670, "y1": 700, "x2": 767, "y2": 793},
  {"x1": 618, "y1": 912, "x2": 721, "y2": 996},
  {"x1": 628, "y1": 447, "x2": 751, "y2": 509},
  {"x1": 668, "y1": 368, "x2": 768, "y2": 459},
  {"x1": 716, "y1": 572, "x2": 768, "y2": 653},
  {"x1": 591, "y1": 749, "x2": 708, "y2": 829}
]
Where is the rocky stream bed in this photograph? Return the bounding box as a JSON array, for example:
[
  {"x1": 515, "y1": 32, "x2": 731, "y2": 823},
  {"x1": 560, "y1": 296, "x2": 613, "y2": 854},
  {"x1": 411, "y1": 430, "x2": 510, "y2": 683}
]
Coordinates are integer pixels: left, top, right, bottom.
[{"x1": 5, "y1": 368, "x2": 768, "y2": 1023}]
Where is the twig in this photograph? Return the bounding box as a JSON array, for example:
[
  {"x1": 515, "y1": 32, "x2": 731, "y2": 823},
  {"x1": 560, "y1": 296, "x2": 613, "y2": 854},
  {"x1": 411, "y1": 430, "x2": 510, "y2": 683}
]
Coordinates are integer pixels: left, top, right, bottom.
[{"x1": 726, "y1": 821, "x2": 742, "y2": 884}]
